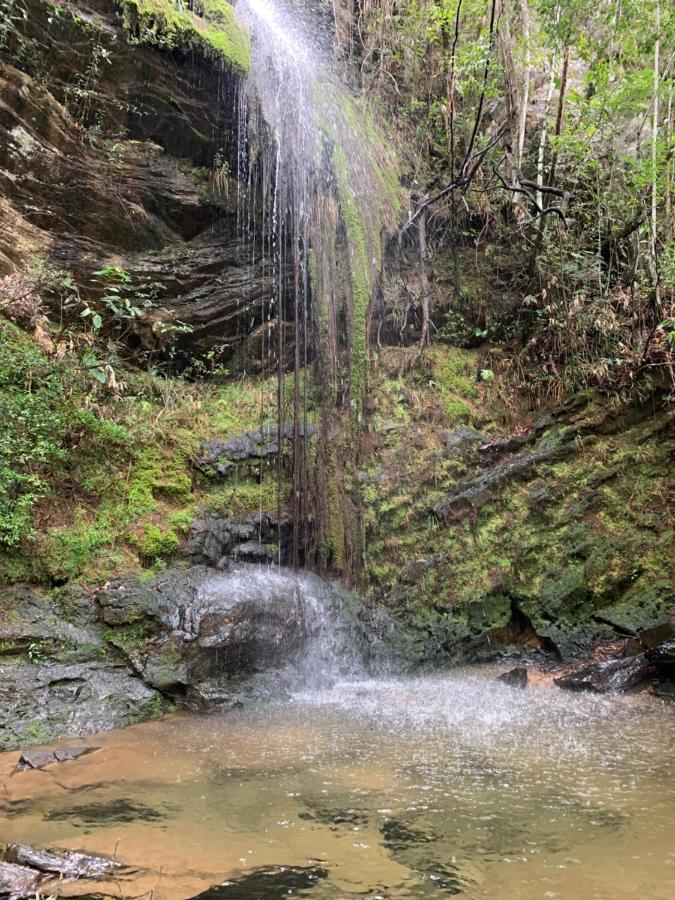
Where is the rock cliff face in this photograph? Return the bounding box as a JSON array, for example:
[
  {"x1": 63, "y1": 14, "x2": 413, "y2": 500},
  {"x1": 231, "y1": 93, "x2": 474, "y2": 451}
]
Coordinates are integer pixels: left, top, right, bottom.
[
  {"x1": 0, "y1": 1, "x2": 673, "y2": 755},
  {"x1": 0, "y1": 563, "x2": 370, "y2": 749},
  {"x1": 1, "y1": 0, "x2": 277, "y2": 361},
  {"x1": 360, "y1": 355, "x2": 674, "y2": 666}
]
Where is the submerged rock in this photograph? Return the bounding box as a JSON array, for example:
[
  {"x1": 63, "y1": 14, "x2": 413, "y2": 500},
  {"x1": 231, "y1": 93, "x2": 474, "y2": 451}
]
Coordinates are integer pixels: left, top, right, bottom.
[
  {"x1": 554, "y1": 653, "x2": 653, "y2": 693},
  {"x1": 188, "y1": 865, "x2": 328, "y2": 899},
  {"x1": 15, "y1": 746, "x2": 95, "y2": 771},
  {"x1": 497, "y1": 666, "x2": 528, "y2": 688}
]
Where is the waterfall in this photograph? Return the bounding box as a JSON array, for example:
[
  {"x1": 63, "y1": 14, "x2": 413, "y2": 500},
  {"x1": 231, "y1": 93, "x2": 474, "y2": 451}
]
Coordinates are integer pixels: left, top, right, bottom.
[{"x1": 232, "y1": 0, "x2": 400, "y2": 576}]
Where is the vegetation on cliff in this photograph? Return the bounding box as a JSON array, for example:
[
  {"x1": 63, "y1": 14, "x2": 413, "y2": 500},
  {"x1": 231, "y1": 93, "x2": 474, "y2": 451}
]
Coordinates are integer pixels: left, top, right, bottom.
[
  {"x1": 355, "y1": 0, "x2": 674, "y2": 402},
  {"x1": 121, "y1": 0, "x2": 251, "y2": 70},
  {"x1": 0, "y1": 0, "x2": 673, "y2": 674}
]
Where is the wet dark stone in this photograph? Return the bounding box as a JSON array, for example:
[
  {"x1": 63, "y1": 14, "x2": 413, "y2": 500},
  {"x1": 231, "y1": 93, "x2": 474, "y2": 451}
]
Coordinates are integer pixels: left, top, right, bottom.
[
  {"x1": 188, "y1": 865, "x2": 328, "y2": 898},
  {"x1": 381, "y1": 819, "x2": 434, "y2": 852},
  {"x1": 45, "y1": 798, "x2": 171, "y2": 825},
  {"x1": 497, "y1": 666, "x2": 528, "y2": 688},
  {"x1": 232, "y1": 541, "x2": 274, "y2": 562},
  {"x1": 639, "y1": 619, "x2": 675, "y2": 649},
  {"x1": 184, "y1": 512, "x2": 288, "y2": 567},
  {"x1": 648, "y1": 638, "x2": 675, "y2": 674},
  {"x1": 15, "y1": 746, "x2": 95, "y2": 771},
  {"x1": 298, "y1": 806, "x2": 368, "y2": 829},
  {"x1": 554, "y1": 653, "x2": 653, "y2": 693},
  {"x1": 653, "y1": 681, "x2": 675, "y2": 701},
  {"x1": 198, "y1": 425, "x2": 318, "y2": 473},
  {"x1": 98, "y1": 565, "x2": 341, "y2": 706}
]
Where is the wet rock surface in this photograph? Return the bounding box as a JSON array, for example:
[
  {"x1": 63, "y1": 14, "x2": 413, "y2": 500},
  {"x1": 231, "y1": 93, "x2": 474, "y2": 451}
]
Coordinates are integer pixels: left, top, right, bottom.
[
  {"x1": 197, "y1": 424, "x2": 318, "y2": 474},
  {"x1": 99, "y1": 565, "x2": 351, "y2": 705},
  {"x1": 497, "y1": 666, "x2": 528, "y2": 688},
  {"x1": 0, "y1": 659, "x2": 165, "y2": 752},
  {"x1": 15, "y1": 746, "x2": 95, "y2": 771},
  {"x1": 554, "y1": 653, "x2": 654, "y2": 693},
  {"x1": 188, "y1": 865, "x2": 328, "y2": 899},
  {"x1": 0, "y1": 0, "x2": 288, "y2": 362},
  {"x1": 184, "y1": 510, "x2": 289, "y2": 567},
  {"x1": 0, "y1": 564, "x2": 370, "y2": 749}
]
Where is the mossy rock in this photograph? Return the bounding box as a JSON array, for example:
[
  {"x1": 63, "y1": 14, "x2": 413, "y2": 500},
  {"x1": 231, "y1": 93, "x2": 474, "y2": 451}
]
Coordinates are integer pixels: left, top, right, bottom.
[{"x1": 121, "y1": 0, "x2": 251, "y2": 71}]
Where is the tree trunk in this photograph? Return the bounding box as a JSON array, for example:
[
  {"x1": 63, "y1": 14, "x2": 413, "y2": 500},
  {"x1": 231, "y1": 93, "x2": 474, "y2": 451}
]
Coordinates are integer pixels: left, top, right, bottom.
[
  {"x1": 517, "y1": 0, "x2": 531, "y2": 168},
  {"x1": 650, "y1": 0, "x2": 661, "y2": 307}
]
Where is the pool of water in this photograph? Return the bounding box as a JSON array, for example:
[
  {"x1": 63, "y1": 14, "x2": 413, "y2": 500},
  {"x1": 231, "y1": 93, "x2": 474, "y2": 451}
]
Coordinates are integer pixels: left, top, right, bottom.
[{"x1": 2, "y1": 670, "x2": 674, "y2": 898}]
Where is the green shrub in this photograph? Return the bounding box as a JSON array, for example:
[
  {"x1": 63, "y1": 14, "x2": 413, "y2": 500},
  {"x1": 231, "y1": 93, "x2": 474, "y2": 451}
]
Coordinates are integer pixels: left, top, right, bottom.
[{"x1": 0, "y1": 324, "x2": 71, "y2": 545}]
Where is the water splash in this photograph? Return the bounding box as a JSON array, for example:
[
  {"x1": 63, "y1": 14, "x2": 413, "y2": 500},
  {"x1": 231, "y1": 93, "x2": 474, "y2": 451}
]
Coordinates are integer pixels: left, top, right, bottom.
[{"x1": 194, "y1": 564, "x2": 368, "y2": 690}]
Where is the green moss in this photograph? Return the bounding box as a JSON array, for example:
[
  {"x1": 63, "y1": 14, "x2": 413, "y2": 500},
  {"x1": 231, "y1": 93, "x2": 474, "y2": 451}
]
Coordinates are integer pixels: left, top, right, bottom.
[
  {"x1": 168, "y1": 508, "x2": 195, "y2": 534},
  {"x1": 431, "y1": 347, "x2": 478, "y2": 423},
  {"x1": 333, "y1": 146, "x2": 373, "y2": 424},
  {"x1": 137, "y1": 693, "x2": 173, "y2": 721},
  {"x1": 362, "y1": 385, "x2": 673, "y2": 659},
  {"x1": 121, "y1": 0, "x2": 251, "y2": 71},
  {"x1": 206, "y1": 473, "x2": 283, "y2": 517},
  {"x1": 130, "y1": 523, "x2": 180, "y2": 561}
]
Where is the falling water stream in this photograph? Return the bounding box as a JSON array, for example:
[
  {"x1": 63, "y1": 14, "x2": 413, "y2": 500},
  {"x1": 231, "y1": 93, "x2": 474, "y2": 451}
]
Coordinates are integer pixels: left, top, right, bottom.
[{"x1": 232, "y1": 0, "x2": 400, "y2": 569}]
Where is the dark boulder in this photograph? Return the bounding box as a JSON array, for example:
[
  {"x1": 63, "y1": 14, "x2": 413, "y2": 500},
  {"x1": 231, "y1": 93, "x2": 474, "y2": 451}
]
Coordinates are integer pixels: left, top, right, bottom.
[
  {"x1": 188, "y1": 865, "x2": 328, "y2": 899},
  {"x1": 497, "y1": 666, "x2": 528, "y2": 688},
  {"x1": 184, "y1": 511, "x2": 288, "y2": 567},
  {"x1": 232, "y1": 541, "x2": 275, "y2": 562},
  {"x1": 554, "y1": 653, "x2": 653, "y2": 693},
  {"x1": 99, "y1": 565, "x2": 342, "y2": 705},
  {"x1": 647, "y1": 639, "x2": 675, "y2": 674},
  {"x1": 639, "y1": 618, "x2": 675, "y2": 650}
]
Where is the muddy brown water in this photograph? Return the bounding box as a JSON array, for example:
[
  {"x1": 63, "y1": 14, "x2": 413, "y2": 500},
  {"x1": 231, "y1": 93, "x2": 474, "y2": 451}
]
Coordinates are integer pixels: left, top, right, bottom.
[{"x1": 1, "y1": 671, "x2": 674, "y2": 899}]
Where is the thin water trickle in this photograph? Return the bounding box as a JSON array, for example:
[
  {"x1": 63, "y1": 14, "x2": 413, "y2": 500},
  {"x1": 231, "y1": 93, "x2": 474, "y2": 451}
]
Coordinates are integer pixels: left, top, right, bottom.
[{"x1": 231, "y1": 0, "x2": 400, "y2": 566}]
